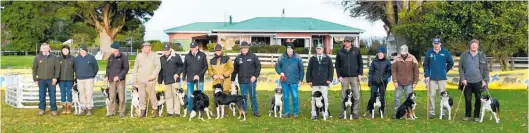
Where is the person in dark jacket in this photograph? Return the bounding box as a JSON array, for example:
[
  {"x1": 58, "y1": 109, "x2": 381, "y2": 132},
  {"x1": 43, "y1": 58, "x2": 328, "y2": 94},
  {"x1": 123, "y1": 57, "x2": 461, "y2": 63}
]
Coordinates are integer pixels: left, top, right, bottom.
[
  {"x1": 75, "y1": 44, "x2": 99, "y2": 116},
  {"x1": 33, "y1": 43, "x2": 60, "y2": 116},
  {"x1": 232, "y1": 41, "x2": 262, "y2": 117},
  {"x1": 335, "y1": 36, "x2": 363, "y2": 119},
  {"x1": 158, "y1": 43, "x2": 184, "y2": 117},
  {"x1": 306, "y1": 44, "x2": 333, "y2": 120},
  {"x1": 459, "y1": 39, "x2": 489, "y2": 122},
  {"x1": 423, "y1": 38, "x2": 454, "y2": 119},
  {"x1": 104, "y1": 41, "x2": 129, "y2": 117},
  {"x1": 58, "y1": 45, "x2": 75, "y2": 115},
  {"x1": 275, "y1": 43, "x2": 304, "y2": 118},
  {"x1": 182, "y1": 42, "x2": 208, "y2": 113},
  {"x1": 367, "y1": 47, "x2": 391, "y2": 116}
]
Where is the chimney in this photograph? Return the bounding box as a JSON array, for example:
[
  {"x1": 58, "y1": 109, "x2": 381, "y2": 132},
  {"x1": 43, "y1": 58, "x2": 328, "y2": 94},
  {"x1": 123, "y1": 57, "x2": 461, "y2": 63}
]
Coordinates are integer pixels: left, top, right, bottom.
[
  {"x1": 229, "y1": 15, "x2": 233, "y2": 24},
  {"x1": 282, "y1": 8, "x2": 285, "y2": 17}
]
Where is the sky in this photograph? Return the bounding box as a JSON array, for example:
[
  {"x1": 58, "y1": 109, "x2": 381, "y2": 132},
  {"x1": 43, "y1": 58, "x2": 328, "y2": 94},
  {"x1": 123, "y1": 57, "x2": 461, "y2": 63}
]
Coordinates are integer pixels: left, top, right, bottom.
[{"x1": 143, "y1": 0, "x2": 387, "y2": 42}]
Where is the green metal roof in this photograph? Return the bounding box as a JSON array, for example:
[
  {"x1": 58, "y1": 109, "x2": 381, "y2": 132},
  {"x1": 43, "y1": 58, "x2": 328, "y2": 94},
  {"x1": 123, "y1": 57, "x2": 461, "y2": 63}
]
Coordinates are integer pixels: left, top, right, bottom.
[
  {"x1": 164, "y1": 17, "x2": 364, "y2": 34},
  {"x1": 213, "y1": 17, "x2": 364, "y2": 33},
  {"x1": 164, "y1": 22, "x2": 234, "y2": 33}
]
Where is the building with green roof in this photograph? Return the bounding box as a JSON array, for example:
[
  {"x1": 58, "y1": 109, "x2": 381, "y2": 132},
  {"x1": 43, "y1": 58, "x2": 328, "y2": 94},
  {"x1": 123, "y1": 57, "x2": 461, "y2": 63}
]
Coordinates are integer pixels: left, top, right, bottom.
[{"x1": 164, "y1": 17, "x2": 364, "y2": 53}]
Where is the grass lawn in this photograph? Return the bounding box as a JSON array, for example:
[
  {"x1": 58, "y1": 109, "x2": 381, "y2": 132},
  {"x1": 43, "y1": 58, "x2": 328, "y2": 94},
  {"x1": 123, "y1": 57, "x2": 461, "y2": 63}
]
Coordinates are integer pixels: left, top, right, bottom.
[{"x1": 2, "y1": 89, "x2": 527, "y2": 132}]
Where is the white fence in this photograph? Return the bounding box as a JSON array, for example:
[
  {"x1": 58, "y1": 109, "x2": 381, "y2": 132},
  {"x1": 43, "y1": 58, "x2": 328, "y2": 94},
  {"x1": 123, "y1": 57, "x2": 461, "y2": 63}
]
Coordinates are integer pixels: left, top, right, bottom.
[
  {"x1": 4, "y1": 74, "x2": 133, "y2": 108},
  {"x1": 174, "y1": 52, "x2": 528, "y2": 69}
]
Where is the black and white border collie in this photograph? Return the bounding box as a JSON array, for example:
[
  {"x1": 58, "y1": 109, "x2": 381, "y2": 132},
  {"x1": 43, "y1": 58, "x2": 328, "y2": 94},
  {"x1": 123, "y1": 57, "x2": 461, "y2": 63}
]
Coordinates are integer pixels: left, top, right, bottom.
[
  {"x1": 176, "y1": 88, "x2": 188, "y2": 117},
  {"x1": 130, "y1": 87, "x2": 140, "y2": 117},
  {"x1": 101, "y1": 87, "x2": 119, "y2": 116},
  {"x1": 366, "y1": 92, "x2": 383, "y2": 119},
  {"x1": 268, "y1": 87, "x2": 283, "y2": 118},
  {"x1": 342, "y1": 89, "x2": 355, "y2": 120},
  {"x1": 213, "y1": 84, "x2": 246, "y2": 121},
  {"x1": 154, "y1": 91, "x2": 165, "y2": 116},
  {"x1": 72, "y1": 82, "x2": 81, "y2": 115},
  {"x1": 312, "y1": 91, "x2": 327, "y2": 120},
  {"x1": 480, "y1": 95, "x2": 500, "y2": 123},
  {"x1": 439, "y1": 91, "x2": 453, "y2": 120},
  {"x1": 396, "y1": 92, "x2": 417, "y2": 120},
  {"x1": 229, "y1": 83, "x2": 240, "y2": 116},
  {"x1": 189, "y1": 90, "x2": 214, "y2": 121}
]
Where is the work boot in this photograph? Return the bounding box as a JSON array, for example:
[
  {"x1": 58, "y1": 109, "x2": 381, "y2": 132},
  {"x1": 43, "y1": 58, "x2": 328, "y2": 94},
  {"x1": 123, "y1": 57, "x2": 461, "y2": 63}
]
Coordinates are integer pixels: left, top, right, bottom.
[
  {"x1": 139, "y1": 110, "x2": 146, "y2": 118},
  {"x1": 38, "y1": 110, "x2": 45, "y2": 116},
  {"x1": 462, "y1": 117, "x2": 471, "y2": 121},
  {"x1": 61, "y1": 103, "x2": 67, "y2": 114},
  {"x1": 152, "y1": 109, "x2": 159, "y2": 118},
  {"x1": 119, "y1": 113, "x2": 125, "y2": 118},
  {"x1": 174, "y1": 114, "x2": 181, "y2": 117},
  {"x1": 166, "y1": 113, "x2": 174, "y2": 117},
  {"x1": 254, "y1": 113, "x2": 261, "y2": 117},
  {"x1": 66, "y1": 102, "x2": 72, "y2": 114},
  {"x1": 86, "y1": 108, "x2": 92, "y2": 116},
  {"x1": 51, "y1": 111, "x2": 58, "y2": 116}
]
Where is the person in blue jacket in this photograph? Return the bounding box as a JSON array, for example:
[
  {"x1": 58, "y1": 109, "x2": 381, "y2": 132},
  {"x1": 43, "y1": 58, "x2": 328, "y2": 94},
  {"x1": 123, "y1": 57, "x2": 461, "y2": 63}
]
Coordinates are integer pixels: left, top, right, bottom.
[
  {"x1": 423, "y1": 38, "x2": 454, "y2": 119},
  {"x1": 368, "y1": 47, "x2": 391, "y2": 116},
  {"x1": 275, "y1": 42, "x2": 304, "y2": 119}
]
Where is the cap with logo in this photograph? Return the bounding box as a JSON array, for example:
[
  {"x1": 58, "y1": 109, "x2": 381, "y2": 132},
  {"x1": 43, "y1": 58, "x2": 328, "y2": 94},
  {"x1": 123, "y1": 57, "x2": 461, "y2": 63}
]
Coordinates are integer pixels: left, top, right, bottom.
[
  {"x1": 240, "y1": 41, "x2": 250, "y2": 48},
  {"x1": 162, "y1": 43, "x2": 171, "y2": 51},
  {"x1": 433, "y1": 38, "x2": 441, "y2": 44},
  {"x1": 190, "y1": 42, "x2": 198, "y2": 48}
]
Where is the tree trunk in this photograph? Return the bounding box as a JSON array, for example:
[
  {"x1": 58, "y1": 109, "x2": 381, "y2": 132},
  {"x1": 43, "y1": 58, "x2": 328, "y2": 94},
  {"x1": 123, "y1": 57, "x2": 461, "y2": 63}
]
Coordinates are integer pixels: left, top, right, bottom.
[
  {"x1": 99, "y1": 30, "x2": 113, "y2": 60},
  {"x1": 499, "y1": 56, "x2": 509, "y2": 71}
]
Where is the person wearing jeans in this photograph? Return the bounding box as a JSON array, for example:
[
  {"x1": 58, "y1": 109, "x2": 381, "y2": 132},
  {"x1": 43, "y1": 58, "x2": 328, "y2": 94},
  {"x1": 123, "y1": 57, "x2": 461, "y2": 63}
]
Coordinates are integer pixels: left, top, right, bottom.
[
  {"x1": 391, "y1": 45, "x2": 419, "y2": 118},
  {"x1": 183, "y1": 42, "x2": 208, "y2": 113},
  {"x1": 58, "y1": 45, "x2": 76, "y2": 115},
  {"x1": 306, "y1": 44, "x2": 333, "y2": 120},
  {"x1": 459, "y1": 39, "x2": 489, "y2": 122},
  {"x1": 32, "y1": 43, "x2": 60, "y2": 116},
  {"x1": 75, "y1": 44, "x2": 99, "y2": 116},
  {"x1": 275, "y1": 43, "x2": 304, "y2": 118},
  {"x1": 232, "y1": 41, "x2": 262, "y2": 117}
]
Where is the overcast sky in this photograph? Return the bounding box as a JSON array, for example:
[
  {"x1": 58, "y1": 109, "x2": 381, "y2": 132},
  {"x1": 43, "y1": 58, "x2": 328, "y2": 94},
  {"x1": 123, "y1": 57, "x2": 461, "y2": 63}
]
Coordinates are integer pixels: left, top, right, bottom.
[{"x1": 144, "y1": 0, "x2": 387, "y2": 42}]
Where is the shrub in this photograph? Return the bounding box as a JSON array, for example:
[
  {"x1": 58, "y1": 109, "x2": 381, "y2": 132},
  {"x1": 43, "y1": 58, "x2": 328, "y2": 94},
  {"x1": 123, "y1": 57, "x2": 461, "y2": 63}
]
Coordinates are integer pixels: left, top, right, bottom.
[{"x1": 207, "y1": 43, "x2": 216, "y2": 52}]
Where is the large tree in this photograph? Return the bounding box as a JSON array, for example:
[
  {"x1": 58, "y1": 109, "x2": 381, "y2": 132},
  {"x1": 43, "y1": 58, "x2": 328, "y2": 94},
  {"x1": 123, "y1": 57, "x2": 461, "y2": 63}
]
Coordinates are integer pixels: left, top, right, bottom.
[{"x1": 70, "y1": 1, "x2": 161, "y2": 59}]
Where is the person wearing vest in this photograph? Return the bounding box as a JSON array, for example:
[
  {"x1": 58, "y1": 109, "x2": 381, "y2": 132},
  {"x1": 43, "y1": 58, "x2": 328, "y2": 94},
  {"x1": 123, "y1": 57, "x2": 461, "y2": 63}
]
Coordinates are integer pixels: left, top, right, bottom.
[
  {"x1": 33, "y1": 43, "x2": 60, "y2": 116},
  {"x1": 158, "y1": 43, "x2": 184, "y2": 117},
  {"x1": 58, "y1": 45, "x2": 76, "y2": 115},
  {"x1": 232, "y1": 41, "x2": 262, "y2": 117},
  {"x1": 182, "y1": 42, "x2": 208, "y2": 113},
  {"x1": 391, "y1": 45, "x2": 419, "y2": 118},
  {"x1": 306, "y1": 44, "x2": 333, "y2": 120},
  {"x1": 335, "y1": 36, "x2": 363, "y2": 119},
  {"x1": 423, "y1": 38, "x2": 454, "y2": 119},
  {"x1": 459, "y1": 39, "x2": 489, "y2": 122},
  {"x1": 367, "y1": 47, "x2": 391, "y2": 117},
  {"x1": 104, "y1": 41, "x2": 129, "y2": 118},
  {"x1": 75, "y1": 44, "x2": 99, "y2": 116},
  {"x1": 276, "y1": 43, "x2": 304, "y2": 119},
  {"x1": 133, "y1": 42, "x2": 161, "y2": 118}
]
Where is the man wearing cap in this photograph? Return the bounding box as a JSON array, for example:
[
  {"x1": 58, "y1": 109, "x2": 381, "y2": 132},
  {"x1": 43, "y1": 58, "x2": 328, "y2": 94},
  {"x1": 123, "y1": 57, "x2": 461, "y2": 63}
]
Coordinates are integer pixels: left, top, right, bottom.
[
  {"x1": 423, "y1": 38, "x2": 454, "y2": 119},
  {"x1": 232, "y1": 41, "x2": 262, "y2": 117},
  {"x1": 182, "y1": 42, "x2": 208, "y2": 114},
  {"x1": 276, "y1": 42, "x2": 304, "y2": 118},
  {"x1": 158, "y1": 43, "x2": 184, "y2": 117},
  {"x1": 33, "y1": 42, "x2": 60, "y2": 116},
  {"x1": 74, "y1": 44, "x2": 99, "y2": 116},
  {"x1": 133, "y1": 42, "x2": 161, "y2": 118},
  {"x1": 306, "y1": 44, "x2": 333, "y2": 120},
  {"x1": 208, "y1": 44, "x2": 233, "y2": 93},
  {"x1": 459, "y1": 39, "x2": 489, "y2": 122},
  {"x1": 104, "y1": 41, "x2": 129, "y2": 117},
  {"x1": 391, "y1": 45, "x2": 419, "y2": 118},
  {"x1": 367, "y1": 47, "x2": 391, "y2": 117},
  {"x1": 335, "y1": 36, "x2": 363, "y2": 119}
]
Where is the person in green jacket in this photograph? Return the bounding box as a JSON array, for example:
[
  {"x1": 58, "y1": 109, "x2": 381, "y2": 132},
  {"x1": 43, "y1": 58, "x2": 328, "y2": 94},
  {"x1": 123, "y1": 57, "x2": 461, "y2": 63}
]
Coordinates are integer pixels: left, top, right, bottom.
[
  {"x1": 33, "y1": 43, "x2": 60, "y2": 116},
  {"x1": 58, "y1": 45, "x2": 76, "y2": 115}
]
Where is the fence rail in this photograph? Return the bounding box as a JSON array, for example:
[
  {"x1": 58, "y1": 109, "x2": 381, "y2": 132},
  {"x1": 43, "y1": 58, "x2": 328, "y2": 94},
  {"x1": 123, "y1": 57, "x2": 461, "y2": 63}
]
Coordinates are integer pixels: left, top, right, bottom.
[{"x1": 174, "y1": 52, "x2": 528, "y2": 69}]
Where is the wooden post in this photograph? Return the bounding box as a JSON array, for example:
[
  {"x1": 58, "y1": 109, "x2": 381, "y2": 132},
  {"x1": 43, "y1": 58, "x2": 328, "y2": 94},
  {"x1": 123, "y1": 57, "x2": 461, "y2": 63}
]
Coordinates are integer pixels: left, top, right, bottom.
[{"x1": 510, "y1": 57, "x2": 515, "y2": 70}]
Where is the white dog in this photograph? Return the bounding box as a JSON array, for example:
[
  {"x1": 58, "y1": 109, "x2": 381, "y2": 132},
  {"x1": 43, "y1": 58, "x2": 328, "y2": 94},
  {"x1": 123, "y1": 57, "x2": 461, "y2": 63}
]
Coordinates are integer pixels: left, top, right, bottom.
[
  {"x1": 268, "y1": 88, "x2": 283, "y2": 118},
  {"x1": 439, "y1": 91, "x2": 453, "y2": 120},
  {"x1": 72, "y1": 83, "x2": 81, "y2": 115},
  {"x1": 130, "y1": 87, "x2": 141, "y2": 117}
]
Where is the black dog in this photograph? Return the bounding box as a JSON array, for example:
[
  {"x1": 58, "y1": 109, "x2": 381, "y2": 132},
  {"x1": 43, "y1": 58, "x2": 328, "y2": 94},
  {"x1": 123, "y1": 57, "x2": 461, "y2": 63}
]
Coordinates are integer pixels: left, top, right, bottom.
[
  {"x1": 213, "y1": 84, "x2": 246, "y2": 121},
  {"x1": 342, "y1": 89, "x2": 355, "y2": 120},
  {"x1": 189, "y1": 90, "x2": 214, "y2": 121},
  {"x1": 155, "y1": 91, "x2": 165, "y2": 116},
  {"x1": 269, "y1": 87, "x2": 283, "y2": 118},
  {"x1": 176, "y1": 88, "x2": 188, "y2": 117},
  {"x1": 396, "y1": 92, "x2": 417, "y2": 120},
  {"x1": 101, "y1": 87, "x2": 120, "y2": 116},
  {"x1": 366, "y1": 92, "x2": 383, "y2": 119},
  {"x1": 480, "y1": 94, "x2": 500, "y2": 123}
]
